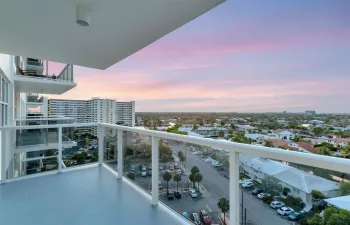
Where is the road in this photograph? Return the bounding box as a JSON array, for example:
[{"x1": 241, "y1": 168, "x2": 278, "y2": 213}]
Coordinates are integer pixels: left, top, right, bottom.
[{"x1": 168, "y1": 140, "x2": 291, "y2": 225}]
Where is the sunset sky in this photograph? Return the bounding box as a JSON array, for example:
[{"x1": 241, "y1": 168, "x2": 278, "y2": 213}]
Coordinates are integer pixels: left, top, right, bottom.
[{"x1": 49, "y1": 0, "x2": 350, "y2": 113}]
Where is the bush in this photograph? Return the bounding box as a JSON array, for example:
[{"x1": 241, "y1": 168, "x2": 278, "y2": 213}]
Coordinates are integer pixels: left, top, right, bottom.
[
  {"x1": 311, "y1": 190, "x2": 326, "y2": 200},
  {"x1": 299, "y1": 219, "x2": 308, "y2": 225},
  {"x1": 283, "y1": 187, "x2": 291, "y2": 196},
  {"x1": 262, "y1": 196, "x2": 273, "y2": 204}
]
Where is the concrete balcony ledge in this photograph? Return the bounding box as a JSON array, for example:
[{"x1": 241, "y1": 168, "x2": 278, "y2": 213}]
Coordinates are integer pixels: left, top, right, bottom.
[{"x1": 0, "y1": 164, "x2": 190, "y2": 225}]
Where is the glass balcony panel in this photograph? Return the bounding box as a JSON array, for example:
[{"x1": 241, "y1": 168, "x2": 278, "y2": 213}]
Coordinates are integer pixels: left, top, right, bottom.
[
  {"x1": 123, "y1": 131, "x2": 152, "y2": 194},
  {"x1": 15, "y1": 127, "x2": 58, "y2": 148},
  {"x1": 62, "y1": 126, "x2": 98, "y2": 168},
  {"x1": 103, "y1": 127, "x2": 118, "y2": 170},
  {"x1": 158, "y1": 140, "x2": 224, "y2": 225},
  {"x1": 13, "y1": 149, "x2": 58, "y2": 178}
]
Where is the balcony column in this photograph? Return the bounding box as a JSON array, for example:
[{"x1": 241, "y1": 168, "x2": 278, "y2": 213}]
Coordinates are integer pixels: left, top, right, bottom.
[
  {"x1": 98, "y1": 126, "x2": 105, "y2": 164},
  {"x1": 117, "y1": 129, "x2": 123, "y2": 179},
  {"x1": 229, "y1": 151, "x2": 240, "y2": 225},
  {"x1": 151, "y1": 136, "x2": 159, "y2": 206},
  {"x1": 58, "y1": 127, "x2": 62, "y2": 172},
  {"x1": 0, "y1": 130, "x2": 6, "y2": 184}
]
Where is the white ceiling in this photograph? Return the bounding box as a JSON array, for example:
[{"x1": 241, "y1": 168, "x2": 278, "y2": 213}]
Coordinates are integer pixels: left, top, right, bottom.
[{"x1": 0, "y1": 0, "x2": 225, "y2": 70}]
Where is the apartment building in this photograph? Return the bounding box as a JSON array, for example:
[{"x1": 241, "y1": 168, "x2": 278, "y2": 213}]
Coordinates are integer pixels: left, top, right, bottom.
[{"x1": 49, "y1": 98, "x2": 135, "y2": 136}]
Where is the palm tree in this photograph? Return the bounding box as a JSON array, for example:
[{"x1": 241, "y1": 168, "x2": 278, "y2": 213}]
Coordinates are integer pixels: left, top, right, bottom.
[
  {"x1": 189, "y1": 173, "x2": 196, "y2": 188},
  {"x1": 264, "y1": 140, "x2": 273, "y2": 147},
  {"x1": 173, "y1": 174, "x2": 182, "y2": 192},
  {"x1": 217, "y1": 198, "x2": 230, "y2": 225},
  {"x1": 163, "y1": 171, "x2": 172, "y2": 193},
  {"x1": 195, "y1": 173, "x2": 203, "y2": 189}
]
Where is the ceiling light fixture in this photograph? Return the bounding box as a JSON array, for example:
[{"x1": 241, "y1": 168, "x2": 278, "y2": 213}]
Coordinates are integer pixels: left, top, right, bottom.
[{"x1": 76, "y1": 5, "x2": 90, "y2": 27}]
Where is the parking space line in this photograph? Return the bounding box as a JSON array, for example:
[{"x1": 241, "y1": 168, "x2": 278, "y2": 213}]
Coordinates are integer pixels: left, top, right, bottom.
[{"x1": 206, "y1": 205, "x2": 212, "y2": 213}]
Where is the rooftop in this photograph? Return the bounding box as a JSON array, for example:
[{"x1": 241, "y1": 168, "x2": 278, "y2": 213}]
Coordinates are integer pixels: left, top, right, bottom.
[{"x1": 0, "y1": 165, "x2": 184, "y2": 225}]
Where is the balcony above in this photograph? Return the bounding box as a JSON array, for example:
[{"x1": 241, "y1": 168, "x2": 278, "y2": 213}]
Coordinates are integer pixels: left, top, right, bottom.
[
  {"x1": 14, "y1": 64, "x2": 76, "y2": 94},
  {"x1": 0, "y1": 165, "x2": 186, "y2": 225},
  {"x1": 0, "y1": 0, "x2": 225, "y2": 69}
]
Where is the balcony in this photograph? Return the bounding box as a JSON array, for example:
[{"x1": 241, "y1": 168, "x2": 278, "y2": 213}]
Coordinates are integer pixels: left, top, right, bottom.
[
  {"x1": 27, "y1": 95, "x2": 43, "y2": 104},
  {"x1": 14, "y1": 64, "x2": 76, "y2": 94},
  {"x1": 1, "y1": 123, "x2": 350, "y2": 225}
]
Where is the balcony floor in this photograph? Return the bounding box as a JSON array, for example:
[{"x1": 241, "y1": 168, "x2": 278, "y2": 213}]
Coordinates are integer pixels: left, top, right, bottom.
[{"x1": 0, "y1": 166, "x2": 181, "y2": 225}]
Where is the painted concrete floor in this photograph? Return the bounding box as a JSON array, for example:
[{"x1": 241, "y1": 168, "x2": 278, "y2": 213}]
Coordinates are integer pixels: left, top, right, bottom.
[{"x1": 0, "y1": 166, "x2": 181, "y2": 225}]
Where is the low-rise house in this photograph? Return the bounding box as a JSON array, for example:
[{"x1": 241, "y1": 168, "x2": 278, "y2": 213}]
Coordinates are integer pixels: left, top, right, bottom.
[
  {"x1": 236, "y1": 125, "x2": 256, "y2": 132},
  {"x1": 324, "y1": 195, "x2": 350, "y2": 211},
  {"x1": 278, "y1": 130, "x2": 295, "y2": 140},
  {"x1": 239, "y1": 154, "x2": 340, "y2": 208},
  {"x1": 195, "y1": 127, "x2": 227, "y2": 136},
  {"x1": 296, "y1": 142, "x2": 317, "y2": 153}
]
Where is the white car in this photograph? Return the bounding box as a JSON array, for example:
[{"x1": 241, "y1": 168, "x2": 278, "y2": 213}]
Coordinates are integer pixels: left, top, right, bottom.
[
  {"x1": 177, "y1": 169, "x2": 182, "y2": 175},
  {"x1": 239, "y1": 178, "x2": 252, "y2": 184},
  {"x1": 257, "y1": 193, "x2": 271, "y2": 199},
  {"x1": 270, "y1": 201, "x2": 285, "y2": 209},
  {"x1": 189, "y1": 189, "x2": 198, "y2": 198},
  {"x1": 141, "y1": 171, "x2": 147, "y2": 177},
  {"x1": 131, "y1": 166, "x2": 135, "y2": 172},
  {"x1": 142, "y1": 166, "x2": 147, "y2": 171},
  {"x1": 277, "y1": 207, "x2": 294, "y2": 216},
  {"x1": 242, "y1": 181, "x2": 253, "y2": 188}
]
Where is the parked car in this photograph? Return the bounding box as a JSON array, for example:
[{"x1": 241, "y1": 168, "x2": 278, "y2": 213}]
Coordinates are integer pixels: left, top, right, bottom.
[
  {"x1": 141, "y1": 171, "x2": 147, "y2": 177},
  {"x1": 277, "y1": 207, "x2": 294, "y2": 216},
  {"x1": 182, "y1": 212, "x2": 190, "y2": 219},
  {"x1": 158, "y1": 182, "x2": 163, "y2": 189},
  {"x1": 252, "y1": 188, "x2": 263, "y2": 195},
  {"x1": 148, "y1": 170, "x2": 152, "y2": 176},
  {"x1": 174, "y1": 164, "x2": 179, "y2": 169},
  {"x1": 191, "y1": 213, "x2": 201, "y2": 225},
  {"x1": 167, "y1": 192, "x2": 174, "y2": 200},
  {"x1": 142, "y1": 166, "x2": 147, "y2": 171},
  {"x1": 131, "y1": 166, "x2": 135, "y2": 172},
  {"x1": 239, "y1": 178, "x2": 252, "y2": 184},
  {"x1": 177, "y1": 169, "x2": 182, "y2": 175},
  {"x1": 159, "y1": 165, "x2": 164, "y2": 170},
  {"x1": 257, "y1": 193, "x2": 271, "y2": 199},
  {"x1": 288, "y1": 210, "x2": 306, "y2": 221},
  {"x1": 169, "y1": 165, "x2": 174, "y2": 170},
  {"x1": 148, "y1": 165, "x2": 152, "y2": 170},
  {"x1": 199, "y1": 210, "x2": 211, "y2": 225},
  {"x1": 174, "y1": 191, "x2": 181, "y2": 199},
  {"x1": 270, "y1": 201, "x2": 285, "y2": 209},
  {"x1": 242, "y1": 181, "x2": 254, "y2": 188},
  {"x1": 189, "y1": 189, "x2": 198, "y2": 198}
]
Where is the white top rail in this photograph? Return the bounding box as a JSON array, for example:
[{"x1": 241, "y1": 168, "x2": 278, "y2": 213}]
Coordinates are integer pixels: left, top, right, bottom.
[
  {"x1": 0, "y1": 123, "x2": 98, "y2": 130},
  {"x1": 99, "y1": 123, "x2": 350, "y2": 174}
]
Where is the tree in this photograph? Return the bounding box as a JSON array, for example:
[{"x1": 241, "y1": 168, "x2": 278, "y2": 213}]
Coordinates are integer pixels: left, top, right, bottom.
[
  {"x1": 230, "y1": 124, "x2": 236, "y2": 130},
  {"x1": 178, "y1": 151, "x2": 185, "y2": 167},
  {"x1": 163, "y1": 171, "x2": 172, "y2": 193},
  {"x1": 217, "y1": 198, "x2": 230, "y2": 225},
  {"x1": 220, "y1": 121, "x2": 225, "y2": 126},
  {"x1": 195, "y1": 173, "x2": 203, "y2": 189},
  {"x1": 127, "y1": 172, "x2": 135, "y2": 180},
  {"x1": 316, "y1": 146, "x2": 331, "y2": 156},
  {"x1": 264, "y1": 140, "x2": 273, "y2": 147},
  {"x1": 191, "y1": 166, "x2": 200, "y2": 175},
  {"x1": 124, "y1": 157, "x2": 132, "y2": 171},
  {"x1": 261, "y1": 176, "x2": 282, "y2": 196},
  {"x1": 312, "y1": 127, "x2": 324, "y2": 136},
  {"x1": 90, "y1": 153, "x2": 98, "y2": 162},
  {"x1": 192, "y1": 124, "x2": 199, "y2": 131},
  {"x1": 341, "y1": 146, "x2": 350, "y2": 158},
  {"x1": 161, "y1": 154, "x2": 169, "y2": 167},
  {"x1": 218, "y1": 130, "x2": 224, "y2": 137},
  {"x1": 323, "y1": 207, "x2": 338, "y2": 223},
  {"x1": 173, "y1": 174, "x2": 182, "y2": 192},
  {"x1": 44, "y1": 149, "x2": 55, "y2": 156},
  {"x1": 308, "y1": 214, "x2": 323, "y2": 225},
  {"x1": 189, "y1": 173, "x2": 196, "y2": 188},
  {"x1": 311, "y1": 190, "x2": 325, "y2": 200},
  {"x1": 340, "y1": 181, "x2": 350, "y2": 195}
]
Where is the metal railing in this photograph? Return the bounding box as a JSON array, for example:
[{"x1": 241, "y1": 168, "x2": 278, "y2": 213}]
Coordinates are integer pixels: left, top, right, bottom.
[
  {"x1": 57, "y1": 64, "x2": 74, "y2": 82},
  {"x1": 1, "y1": 122, "x2": 350, "y2": 225}
]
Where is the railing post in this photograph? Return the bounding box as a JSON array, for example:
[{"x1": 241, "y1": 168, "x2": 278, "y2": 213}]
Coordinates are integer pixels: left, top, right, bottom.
[
  {"x1": 117, "y1": 129, "x2": 123, "y2": 179},
  {"x1": 151, "y1": 136, "x2": 159, "y2": 206},
  {"x1": 58, "y1": 127, "x2": 62, "y2": 173},
  {"x1": 0, "y1": 130, "x2": 6, "y2": 184},
  {"x1": 229, "y1": 151, "x2": 240, "y2": 225},
  {"x1": 98, "y1": 125, "x2": 105, "y2": 164}
]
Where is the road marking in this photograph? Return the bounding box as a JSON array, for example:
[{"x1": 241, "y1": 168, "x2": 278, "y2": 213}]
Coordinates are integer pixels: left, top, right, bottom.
[{"x1": 206, "y1": 205, "x2": 212, "y2": 213}]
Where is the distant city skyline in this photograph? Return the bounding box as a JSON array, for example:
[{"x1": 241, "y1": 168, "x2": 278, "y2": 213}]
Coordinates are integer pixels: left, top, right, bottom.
[{"x1": 48, "y1": 0, "x2": 350, "y2": 113}]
